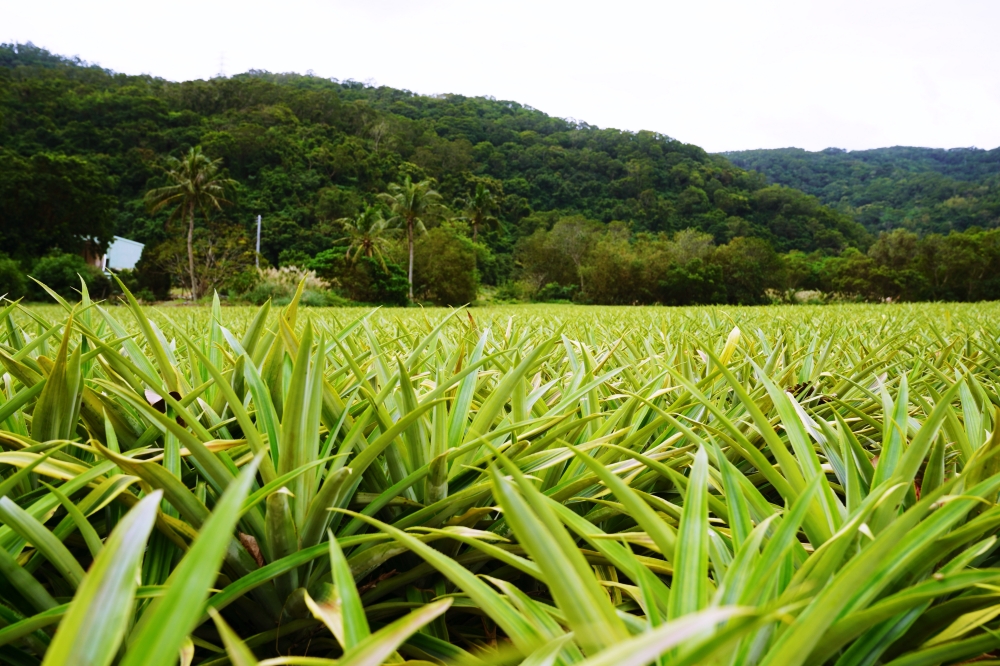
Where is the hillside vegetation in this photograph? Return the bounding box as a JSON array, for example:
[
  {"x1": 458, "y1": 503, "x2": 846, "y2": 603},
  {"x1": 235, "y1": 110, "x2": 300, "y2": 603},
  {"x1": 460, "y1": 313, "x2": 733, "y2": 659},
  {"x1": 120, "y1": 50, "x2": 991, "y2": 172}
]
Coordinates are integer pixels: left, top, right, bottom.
[
  {"x1": 6, "y1": 43, "x2": 1000, "y2": 306},
  {"x1": 0, "y1": 43, "x2": 866, "y2": 269},
  {"x1": 723, "y1": 146, "x2": 1000, "y2": 234}
]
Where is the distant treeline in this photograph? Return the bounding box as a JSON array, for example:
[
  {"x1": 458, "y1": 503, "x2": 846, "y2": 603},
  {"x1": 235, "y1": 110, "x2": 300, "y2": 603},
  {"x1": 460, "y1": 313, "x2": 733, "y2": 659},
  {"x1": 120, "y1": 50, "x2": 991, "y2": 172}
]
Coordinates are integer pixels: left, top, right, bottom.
[
  {"x1": 507, "y1": 220, "x2": 1000, "y2": 305},
  {"x1": 723, "y1": 146, "x2": 1000, "y2": 235}
]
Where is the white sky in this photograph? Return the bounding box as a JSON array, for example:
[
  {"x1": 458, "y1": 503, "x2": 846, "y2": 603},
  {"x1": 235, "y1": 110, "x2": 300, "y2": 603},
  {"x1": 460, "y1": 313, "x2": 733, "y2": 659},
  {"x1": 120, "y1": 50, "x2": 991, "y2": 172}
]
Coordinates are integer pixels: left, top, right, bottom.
[{"x1": 6, "y1": 0, "x2": 1000, "y2": 152}]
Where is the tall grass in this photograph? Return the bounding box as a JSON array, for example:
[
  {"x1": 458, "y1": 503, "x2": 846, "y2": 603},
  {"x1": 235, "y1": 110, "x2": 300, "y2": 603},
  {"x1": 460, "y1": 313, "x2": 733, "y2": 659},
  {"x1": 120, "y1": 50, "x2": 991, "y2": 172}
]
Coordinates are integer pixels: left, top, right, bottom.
[{"x1": 2, "y1": 282, "x2": 1000, "y2": 665}]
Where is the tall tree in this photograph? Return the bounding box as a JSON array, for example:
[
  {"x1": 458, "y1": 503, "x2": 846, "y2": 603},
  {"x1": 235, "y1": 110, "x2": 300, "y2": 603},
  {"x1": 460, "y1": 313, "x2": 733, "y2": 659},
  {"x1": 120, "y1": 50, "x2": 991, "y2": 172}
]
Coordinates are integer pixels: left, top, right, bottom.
[
  {"x1": 0, "y1": 150, "x2": 116, "y2": 261},
  {"x1": 336, "y1": 206, "x2": 397, "y2": 271},
  {"x1": 548, "y1": 216, "x2": 602, "y2": 292},
  {"x1": 459, "y1": 182, "x2": 500, "y2": 243},
  {"x1": 380, "y1": 176, "x2": 444, "y2": 300},
  {"x1": 145, "y1": 147, "x2": 236, "y2": 299}
]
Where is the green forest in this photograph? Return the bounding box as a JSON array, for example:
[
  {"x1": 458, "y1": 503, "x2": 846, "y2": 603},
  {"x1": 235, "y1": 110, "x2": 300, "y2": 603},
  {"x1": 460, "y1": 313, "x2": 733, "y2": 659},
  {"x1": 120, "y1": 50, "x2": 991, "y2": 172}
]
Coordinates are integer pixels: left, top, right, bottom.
[
  {"x1": 2, "y1": 42, "x2": 1000, "y2": 305},
  {"x1": 724, "y1": 146, "x2": 1000, "y2": 234}
]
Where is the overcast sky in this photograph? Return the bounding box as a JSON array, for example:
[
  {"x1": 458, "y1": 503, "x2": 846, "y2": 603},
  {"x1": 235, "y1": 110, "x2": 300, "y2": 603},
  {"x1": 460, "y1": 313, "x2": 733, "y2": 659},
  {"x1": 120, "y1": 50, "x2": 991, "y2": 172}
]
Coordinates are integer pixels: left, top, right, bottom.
[{"x1": 6, "y1": 0, "x2": 1000, "y2": 152}]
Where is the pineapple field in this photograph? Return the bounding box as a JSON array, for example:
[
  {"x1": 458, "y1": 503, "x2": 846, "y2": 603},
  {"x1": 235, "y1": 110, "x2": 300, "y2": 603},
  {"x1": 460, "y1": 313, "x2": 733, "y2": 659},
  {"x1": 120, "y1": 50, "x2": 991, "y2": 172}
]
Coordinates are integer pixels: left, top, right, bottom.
[{"x1": 2, "y1": 283, "x2": 1000, "y2": 665}]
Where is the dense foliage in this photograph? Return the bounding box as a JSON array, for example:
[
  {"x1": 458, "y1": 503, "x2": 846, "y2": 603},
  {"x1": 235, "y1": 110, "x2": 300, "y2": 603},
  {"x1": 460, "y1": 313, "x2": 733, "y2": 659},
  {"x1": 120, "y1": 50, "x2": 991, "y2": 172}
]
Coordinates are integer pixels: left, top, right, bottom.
[
  {"x1": 7, "y1": 42, "x2": 1000, "y2": 306},
  {"x1": 0, "y1": 151, "x2": 116, "y2": 262},
  {"x1": 782, "y1": 227, "x2": 1000, "y2": 302},
  {"x1": 5, "y1": 292, "x2": 1000, "y2": 664},
  {"x1": 525, "y1": 224, "x2": 1000, "y2": 305},
  {"x1": 723, "y1": 146, "x2": 1000, "y2": 234},
  {"x1": 0, "y1": 43, "x2": 868, "y2": 289}
]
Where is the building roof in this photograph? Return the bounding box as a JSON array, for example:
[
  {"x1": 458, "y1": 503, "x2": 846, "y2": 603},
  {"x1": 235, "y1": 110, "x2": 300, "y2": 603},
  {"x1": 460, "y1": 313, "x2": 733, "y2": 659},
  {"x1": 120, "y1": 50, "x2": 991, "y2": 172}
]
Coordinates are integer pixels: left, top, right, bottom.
[{"x1": 105, "y1": 236, "x2": 144, "y2": 271}]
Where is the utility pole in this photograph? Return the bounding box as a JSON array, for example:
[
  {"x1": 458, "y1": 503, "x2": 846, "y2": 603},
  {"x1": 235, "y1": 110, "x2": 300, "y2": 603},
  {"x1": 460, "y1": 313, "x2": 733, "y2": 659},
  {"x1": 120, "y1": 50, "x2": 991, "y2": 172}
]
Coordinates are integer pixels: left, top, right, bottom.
[{"x1": 255, "y1": 215, "x2": 262, "y2": 268}]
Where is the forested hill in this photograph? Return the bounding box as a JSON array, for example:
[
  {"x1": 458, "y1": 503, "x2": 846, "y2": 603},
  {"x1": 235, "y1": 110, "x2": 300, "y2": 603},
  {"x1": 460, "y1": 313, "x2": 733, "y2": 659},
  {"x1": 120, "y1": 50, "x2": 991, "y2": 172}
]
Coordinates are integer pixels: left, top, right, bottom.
[
  {"x1": 722, "y1": 147, "x2": 1000, "y2": 234},
  {"x1": 0, "y1": 42, "x2": 867, "y2": 269}
]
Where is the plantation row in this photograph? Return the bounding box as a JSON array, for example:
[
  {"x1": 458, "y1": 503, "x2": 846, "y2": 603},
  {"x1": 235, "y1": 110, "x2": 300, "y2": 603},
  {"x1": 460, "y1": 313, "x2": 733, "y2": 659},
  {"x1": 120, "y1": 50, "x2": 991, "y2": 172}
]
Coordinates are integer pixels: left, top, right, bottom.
[{"x1": 2, "y1": 287, "x2": 1000, "y2": 665}]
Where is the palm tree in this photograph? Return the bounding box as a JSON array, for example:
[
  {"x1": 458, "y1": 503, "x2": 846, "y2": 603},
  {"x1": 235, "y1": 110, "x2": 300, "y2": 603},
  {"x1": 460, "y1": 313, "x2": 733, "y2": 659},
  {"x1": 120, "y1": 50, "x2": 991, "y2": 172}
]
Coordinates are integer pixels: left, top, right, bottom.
[
  {"x1": 379, "y1": 176, "x2": 445, "y2": 300},
  {"x1": 335, "y1": 206, "x2": 397, "y2": 271},
  {"x1": 459, "y1": 182, "x2": 500, "y2": 243},
  {"x1": 145, "y1": 147, "x2": 236, "y2": 299}
]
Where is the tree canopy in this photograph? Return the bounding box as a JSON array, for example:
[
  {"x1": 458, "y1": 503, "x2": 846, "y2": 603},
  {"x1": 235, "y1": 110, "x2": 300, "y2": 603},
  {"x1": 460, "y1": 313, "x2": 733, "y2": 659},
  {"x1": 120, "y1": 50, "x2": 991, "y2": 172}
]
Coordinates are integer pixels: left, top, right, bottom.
[
  {"x1": 723, "y1": 146, "x2": 1000, "y2": 235},
  {"x1": 8, "y1": 42, "x2": 1000, "y2": 308},
  {"x1": 0, "y1": 41, "x2": 868, "y2": 273},
  {"x1": 0, "y1": 149, "x2": 116, "y2": 261}
]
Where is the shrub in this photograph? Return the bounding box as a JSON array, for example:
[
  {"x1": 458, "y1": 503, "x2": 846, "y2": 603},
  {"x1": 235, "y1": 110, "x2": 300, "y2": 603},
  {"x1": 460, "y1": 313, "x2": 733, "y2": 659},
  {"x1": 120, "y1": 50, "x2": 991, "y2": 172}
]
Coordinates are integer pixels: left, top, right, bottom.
[
  {"x1": 298, "y1": 288, "x2": 350, "y2": 307},
  {"x1": 226, "y1": 268, "x2": 261, "y2": 299},
  {"x1": 133, "y1": 245, "x2": 173, "y2": 301},
  {"x1": 713, "y1": 236, "x2": 782, "y2": 305},
  {"x1": 535, "y1": 282, "x2": 577, "y2": 302},
  {"x1": 114, "y1": 268, "x2": 162, "y2": 302},
  {"x1": 308, "y1": 250, "x2": 409, "y2": 306},
  {"x1": 413, "y1": 223, "x2": 479, "y2": 305},
  {"x1": 792, "y1": 289, "x2": 826, "y2": 304},
  {"x1": 29, "y1": 252, "x2": 111, "y2": 300},
  {"x1": 306, "y1": 248, "x2": 346, "y2": 282},
  {"x1": 0, "y1": 256, "x2": 27, "y2": 300},
  {"x1": 239, "y1": 281, "x2": 285, "y2": 306},
  {"x1": 344, "y1": 257, "x2": 409, "y2": 306},
  {"x1": 494, "y1": 281, "x2": 529, "y2": 302},
  {"x1": 278, "y1": 248, "x2": 311, "y2": 267},
  {"x1": 655, "y1": 258, "x2": 725, "y2": 305},
  {"x1": 238, "y1": 266, "x2": 337, "y2": 306}
]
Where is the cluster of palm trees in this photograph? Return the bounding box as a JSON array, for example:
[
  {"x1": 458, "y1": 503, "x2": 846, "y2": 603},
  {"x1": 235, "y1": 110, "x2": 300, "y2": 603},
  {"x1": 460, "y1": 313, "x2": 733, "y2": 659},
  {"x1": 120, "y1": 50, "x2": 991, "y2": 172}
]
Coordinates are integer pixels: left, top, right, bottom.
[
  {"x1": 146, "y1": 147, "x2": 500, "y2": 302},
  {"x1": 338, "y1": 177, "x2": 499, "y2": 301}
]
